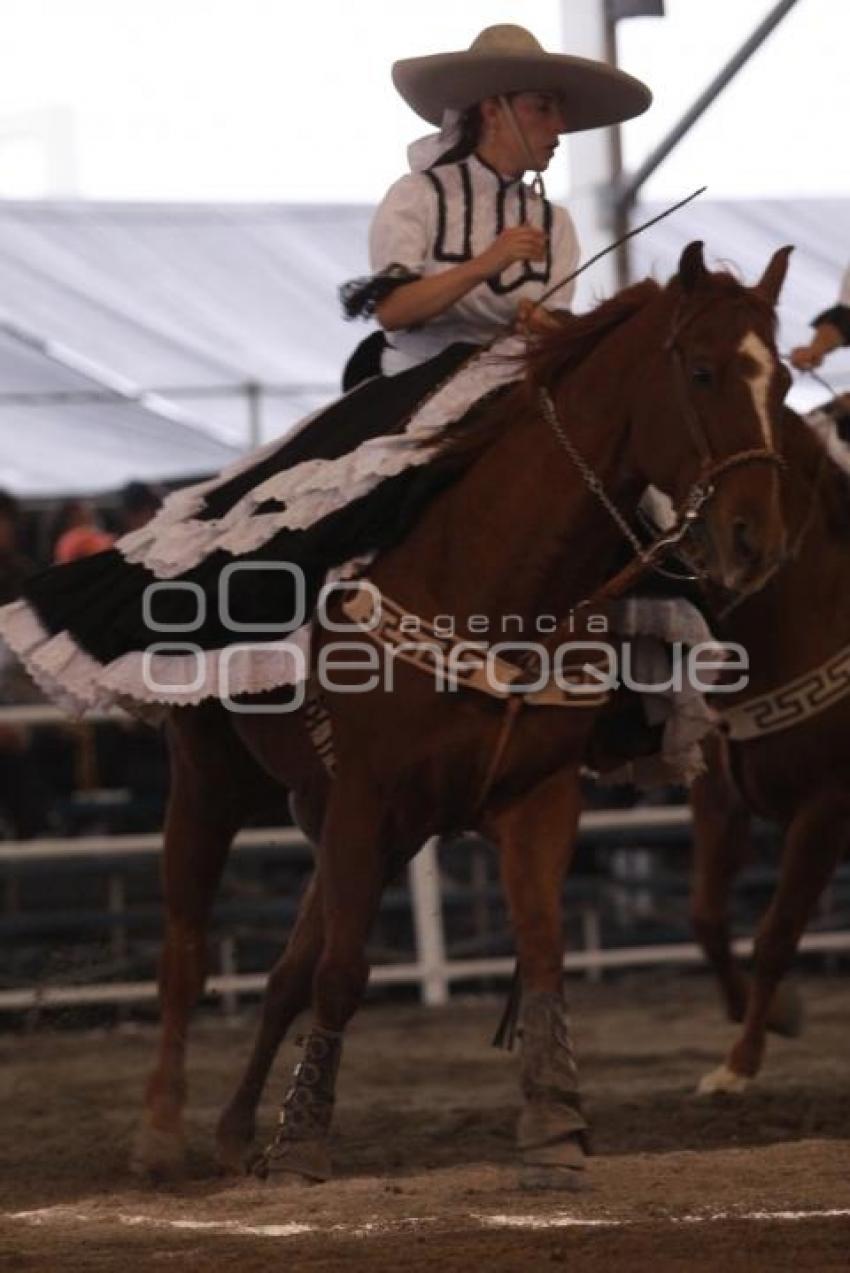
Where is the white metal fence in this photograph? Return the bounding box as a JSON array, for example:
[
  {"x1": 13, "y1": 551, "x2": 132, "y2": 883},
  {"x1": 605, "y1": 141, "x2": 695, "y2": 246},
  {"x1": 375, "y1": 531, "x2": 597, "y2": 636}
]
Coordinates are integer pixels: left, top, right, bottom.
[
  {"x1": 3, "y1": 814, "x2": 849, "y2": 1013},
  {"x1": 1, "y1": 705, "x2": 848, "y2": 1013}
]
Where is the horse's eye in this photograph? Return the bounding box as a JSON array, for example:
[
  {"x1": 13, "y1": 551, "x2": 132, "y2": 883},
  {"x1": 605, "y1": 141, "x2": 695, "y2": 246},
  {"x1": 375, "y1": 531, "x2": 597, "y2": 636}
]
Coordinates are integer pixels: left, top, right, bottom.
[{"x1": 691, "y1": 366, "x2": 714, "y2": 386}]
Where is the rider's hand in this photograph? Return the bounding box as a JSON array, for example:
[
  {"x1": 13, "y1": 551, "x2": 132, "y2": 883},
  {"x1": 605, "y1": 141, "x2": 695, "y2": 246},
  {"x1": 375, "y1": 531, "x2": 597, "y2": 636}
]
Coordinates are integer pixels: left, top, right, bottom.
[
  {"x1": 515, "y1": 299, "x2": 566, "y2": 336},
  {"x1": 789, "y1": 342, "x2": 824, "y2": 371},
  {"x1": 790, "y1": 321, "x2": 842, "y2": 371},
  {"x1": 475, "y1": 226, "x2": 547, "y2": 278}
]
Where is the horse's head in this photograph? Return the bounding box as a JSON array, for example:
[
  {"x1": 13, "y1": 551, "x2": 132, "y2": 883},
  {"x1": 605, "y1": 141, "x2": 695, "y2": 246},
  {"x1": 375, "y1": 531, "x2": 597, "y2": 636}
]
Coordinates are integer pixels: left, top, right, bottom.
[{"x1": 629, "y1": 241, "x2": 792, "y2": 595}]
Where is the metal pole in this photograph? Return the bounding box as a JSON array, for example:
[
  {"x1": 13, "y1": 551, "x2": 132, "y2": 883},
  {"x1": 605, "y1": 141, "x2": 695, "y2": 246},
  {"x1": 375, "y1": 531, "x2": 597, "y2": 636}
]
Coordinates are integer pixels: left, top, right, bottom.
[
  {"x1": 245, "y1": 381, "x2": 263, "y2": 450},
  {"x1": 604, "y1": 11, "x2": 629, "y2": 290},
  {"x1": 408, "y1": 838, "x2": 449, "y2": 1006},
  {"x1": 562, "y1": 0, "x2": 622, "y2": 302},
  {"x1": 616, "y1": 0, "x2": 801, "y2": 213}
]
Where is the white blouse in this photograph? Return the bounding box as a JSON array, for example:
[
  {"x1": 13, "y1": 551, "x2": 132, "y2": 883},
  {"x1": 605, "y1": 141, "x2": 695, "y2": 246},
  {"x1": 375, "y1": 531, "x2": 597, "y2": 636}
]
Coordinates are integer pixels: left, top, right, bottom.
[
  {"x1": 368, "y1": 153, "x2": 580, "y2": 375},
  {"x1": 839, "y1": 265, "x2": 850, "y2": 308}
]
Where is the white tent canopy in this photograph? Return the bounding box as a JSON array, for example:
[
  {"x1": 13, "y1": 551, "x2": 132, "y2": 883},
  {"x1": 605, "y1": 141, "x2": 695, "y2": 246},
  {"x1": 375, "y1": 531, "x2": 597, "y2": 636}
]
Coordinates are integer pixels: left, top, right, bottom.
[
  {"x1": 631, "y1": 196, "x2": 850, "y2": 413},
  {"x1": 0, "y1": 200, "x2": 373, "y2": 495},
  {"x1": 0, "y1": 196, "x2": 846, "y2": 496}
]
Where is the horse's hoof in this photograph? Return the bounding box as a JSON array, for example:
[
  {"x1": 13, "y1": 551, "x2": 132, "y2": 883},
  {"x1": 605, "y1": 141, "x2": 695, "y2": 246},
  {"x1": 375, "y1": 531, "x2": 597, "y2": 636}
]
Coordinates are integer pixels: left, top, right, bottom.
[
  {"x1": 518, "y1": 1128, "x2": 588, "y2": 1191},
  {"x1": 130, "y1": 1122, "x2": 188, "y2": 1181},
  {"x1": 697, "y1": 1063, "x2": 752, "y2": 1096},
  {"x1": 767, "y1": 981, "x2": 804, "y2": 1038},
  {"x1": 215, "y1": 1114, "x2": 257, "y2": 1175},
  {"x1": 214, "y1": 1134, "x2": 257, "y2": 1176},
  {"x1": 252, "y1": 1137, "x2": 332, "y2": 1185},
  {"x1": 519, "y1": 1163, "x2": 589, "y2": 1192}
]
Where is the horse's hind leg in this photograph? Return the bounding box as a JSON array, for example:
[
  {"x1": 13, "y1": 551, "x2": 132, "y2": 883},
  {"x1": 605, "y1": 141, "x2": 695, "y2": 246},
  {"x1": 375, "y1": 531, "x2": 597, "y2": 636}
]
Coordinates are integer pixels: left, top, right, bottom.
[
  {"x1": 131, "y1": 707, "x2": 252, "y2": 1179},
  {"x1": 215, "y1": 867, "x2": 325, "y2": 1172},
  {"x1": 699, "y1": 786, "x2": 850, "y2": 1094},
  {"x1": 488, "y1": 766, "x2": 589, "y2": 1192}
]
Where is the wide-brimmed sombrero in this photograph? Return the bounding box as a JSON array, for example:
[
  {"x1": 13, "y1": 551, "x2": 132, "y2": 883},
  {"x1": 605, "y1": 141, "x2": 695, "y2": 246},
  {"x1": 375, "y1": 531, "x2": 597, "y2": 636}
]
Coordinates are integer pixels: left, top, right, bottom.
[{"x1": 392, "y1": 23, "x2": 651, "y2": 132}]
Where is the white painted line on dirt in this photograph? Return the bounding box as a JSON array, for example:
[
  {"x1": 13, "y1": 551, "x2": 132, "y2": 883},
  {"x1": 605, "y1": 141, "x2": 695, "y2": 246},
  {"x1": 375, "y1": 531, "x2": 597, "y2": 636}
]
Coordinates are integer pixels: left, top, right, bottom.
[
  {"x1": 7, "y1": 1203, "x2": 850, "y2": 1240},
  {"x1": 5, "y1": 1205, "x2": 436, "y2": 1241},
  {"x1": 137, "y1": 1217, "x2": 315, "y2": 1237},
  {"x1": 678, "y1": 1209, "x2": 850, "y2": 1224},
  {"x1": 477, "y1": 1213, "x2": 615, "y2": 1229}
]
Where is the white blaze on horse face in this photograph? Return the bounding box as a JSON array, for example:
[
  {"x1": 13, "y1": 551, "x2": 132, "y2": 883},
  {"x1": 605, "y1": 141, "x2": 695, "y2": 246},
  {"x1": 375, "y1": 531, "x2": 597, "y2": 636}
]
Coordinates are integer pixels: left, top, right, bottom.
[{"x1": 739, "y1": 331, "x2": 774, "y2": 447}]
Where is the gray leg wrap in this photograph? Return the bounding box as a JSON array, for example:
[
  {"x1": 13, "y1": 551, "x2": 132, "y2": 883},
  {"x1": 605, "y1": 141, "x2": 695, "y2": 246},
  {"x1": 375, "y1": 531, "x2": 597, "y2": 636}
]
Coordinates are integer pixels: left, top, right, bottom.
[
  {"x1": 517, "y1": 990, "x2": 589, "y2": 1165},
  {"x1": 254, "y1": 1027, "x2": 342, "y2": 1182}
]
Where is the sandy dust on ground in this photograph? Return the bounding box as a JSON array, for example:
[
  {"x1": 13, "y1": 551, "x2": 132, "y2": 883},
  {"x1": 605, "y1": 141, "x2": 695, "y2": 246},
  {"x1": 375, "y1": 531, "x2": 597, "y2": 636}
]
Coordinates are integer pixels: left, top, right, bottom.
[{"x1": 0, "y1": 972, "x2": 848, "y2": 1271}]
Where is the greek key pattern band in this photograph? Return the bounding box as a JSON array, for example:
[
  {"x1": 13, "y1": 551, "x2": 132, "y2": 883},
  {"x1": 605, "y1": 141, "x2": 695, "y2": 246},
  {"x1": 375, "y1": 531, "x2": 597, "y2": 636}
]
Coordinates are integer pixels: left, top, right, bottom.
[{"x1": 718, "y1": 640, "x2": 850, "y2": 741}]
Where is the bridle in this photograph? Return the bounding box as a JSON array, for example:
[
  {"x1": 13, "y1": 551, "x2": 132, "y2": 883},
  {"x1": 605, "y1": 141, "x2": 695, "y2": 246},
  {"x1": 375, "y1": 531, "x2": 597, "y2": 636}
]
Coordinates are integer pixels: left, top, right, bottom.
[{"x1": 538, "y1": 296, "x2": 787, "y2": 606}]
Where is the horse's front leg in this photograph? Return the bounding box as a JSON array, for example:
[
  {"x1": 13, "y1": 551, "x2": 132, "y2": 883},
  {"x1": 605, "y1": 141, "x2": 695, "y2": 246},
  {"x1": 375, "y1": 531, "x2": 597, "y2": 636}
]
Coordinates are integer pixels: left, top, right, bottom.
[
  {"x1": 699, "y1": 786, "x2": 849, "y2": 1095},
  {"x1": 488, "y1": 765, "x2": 588, "y2": 1191},
  {"x1": 253, "y1": 774, "x2": 386, "y2": 1184},
  {"x1": 690, "y1": 737, "x2": 803, "y2": 1057},
  {"x1": 689, "y1": 736, "x2": 755, "y2": 1024},
  {"x1": 215, "y1": 870, "x2": 324, "y2": 1172}
]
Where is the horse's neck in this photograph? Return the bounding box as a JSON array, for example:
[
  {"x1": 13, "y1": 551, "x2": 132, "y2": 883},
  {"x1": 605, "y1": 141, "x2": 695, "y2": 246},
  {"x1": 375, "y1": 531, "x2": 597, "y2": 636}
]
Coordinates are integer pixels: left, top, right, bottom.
[
  {"x1": 724, "y1": 462, "x2": 850, "y2": 692},
  {"x1": 376, "y1": 376, "x2": 640, "y2": 627}
]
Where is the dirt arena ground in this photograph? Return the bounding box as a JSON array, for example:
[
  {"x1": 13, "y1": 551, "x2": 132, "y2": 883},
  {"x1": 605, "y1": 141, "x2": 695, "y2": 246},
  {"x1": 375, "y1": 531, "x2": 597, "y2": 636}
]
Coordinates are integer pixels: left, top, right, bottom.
[{"x1": 0, "y1": 972, "x2": 848, "y2": 1271}]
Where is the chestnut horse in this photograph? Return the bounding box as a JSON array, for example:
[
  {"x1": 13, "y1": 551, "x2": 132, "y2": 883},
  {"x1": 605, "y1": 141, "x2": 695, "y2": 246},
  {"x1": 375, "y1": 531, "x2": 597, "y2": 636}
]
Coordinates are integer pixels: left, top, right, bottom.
[
  {"x1": 133, "y1": 243, "x2": 792, "y2": 1190},
  {"x1": 690, "y1": 404, "x2": 850, "y2": 1094}
]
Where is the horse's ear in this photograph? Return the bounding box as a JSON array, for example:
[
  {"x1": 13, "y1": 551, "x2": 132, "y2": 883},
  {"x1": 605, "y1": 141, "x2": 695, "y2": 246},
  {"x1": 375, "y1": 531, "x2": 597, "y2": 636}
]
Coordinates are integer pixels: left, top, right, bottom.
[
  {"x1": 754, "y1": 245, "x2": 794, "y2": 307},
  {"x1": 677, "y1": 240, "x2": 708, "y2": 293}
]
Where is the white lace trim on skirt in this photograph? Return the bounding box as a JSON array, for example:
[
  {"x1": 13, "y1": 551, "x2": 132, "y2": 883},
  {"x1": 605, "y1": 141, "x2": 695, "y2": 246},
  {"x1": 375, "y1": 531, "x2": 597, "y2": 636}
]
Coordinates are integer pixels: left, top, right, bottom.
[
  {"x1": 117, "y1": 337, "x2": 524, "y2": 580},
  {"x1": 0, "y1": 556, "x2": 368, "y2": 719}
]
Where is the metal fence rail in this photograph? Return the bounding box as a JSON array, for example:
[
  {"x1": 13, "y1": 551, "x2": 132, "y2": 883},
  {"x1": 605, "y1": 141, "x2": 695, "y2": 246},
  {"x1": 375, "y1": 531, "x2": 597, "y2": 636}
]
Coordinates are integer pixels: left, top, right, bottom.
[{"x1": 2, "y1": 809, "x2": 849, "y2": 1013}]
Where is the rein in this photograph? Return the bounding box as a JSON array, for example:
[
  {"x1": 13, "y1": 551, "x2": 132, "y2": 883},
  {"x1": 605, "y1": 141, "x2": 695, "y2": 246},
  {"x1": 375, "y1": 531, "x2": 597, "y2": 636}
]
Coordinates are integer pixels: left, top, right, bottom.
[
  {"x1": 536, "y1": 294, "x2": 786, "y2": 608},
  {"x1": 534, "y1": 187, "x2": 708, "y2": 311}
]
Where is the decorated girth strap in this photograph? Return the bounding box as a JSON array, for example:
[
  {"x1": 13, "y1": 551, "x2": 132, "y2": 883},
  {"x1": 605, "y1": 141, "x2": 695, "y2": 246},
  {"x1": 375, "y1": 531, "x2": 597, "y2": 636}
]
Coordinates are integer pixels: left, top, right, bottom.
[
  {"x1": 717, "y1": 639, "x2": 850, "y2": 741},
  {"x1": 338, "y1": 583, "x2": 611, "y2": 706},
  {"x1": 303, "y1": 585, "x2": 611, "y2": 775}
]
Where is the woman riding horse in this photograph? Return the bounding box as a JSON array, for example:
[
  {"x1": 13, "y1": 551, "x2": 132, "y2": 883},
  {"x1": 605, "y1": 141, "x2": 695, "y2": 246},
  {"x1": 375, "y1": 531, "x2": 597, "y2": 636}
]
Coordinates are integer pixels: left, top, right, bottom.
[
  {"x1": 0, "y1": 28, "x2": 795, "y2": 1193},
  {"x1": 0, "y1": 25, "x2": 652, "y2": 717},
  {"x1": 340, "y1": 22, "x2": 648, "y2": 379}
]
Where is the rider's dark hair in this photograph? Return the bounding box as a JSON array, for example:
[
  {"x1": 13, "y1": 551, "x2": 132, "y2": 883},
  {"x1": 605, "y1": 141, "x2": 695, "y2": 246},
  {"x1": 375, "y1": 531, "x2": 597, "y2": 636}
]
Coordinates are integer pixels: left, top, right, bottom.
[
  {"x1": 431, "y1": 104, "x2": 483, "y2": 166},
  {"x1": 432, "y1": 93, "x2": 523, "y2": 167}
]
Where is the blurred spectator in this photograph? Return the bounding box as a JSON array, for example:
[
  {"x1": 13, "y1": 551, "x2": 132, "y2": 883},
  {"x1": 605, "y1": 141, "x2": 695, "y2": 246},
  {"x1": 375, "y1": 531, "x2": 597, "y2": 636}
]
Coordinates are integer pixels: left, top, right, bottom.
[
  {"x1": 0, "y1": 489, "x2": 53, "y2": 837},
  {"x1": 52, "y1": 499, "x2": 114, "y2": 564},
  {"x1": 118, "y1": 480, "x2": 162, "y2": 533},
  {"x1": 0, "y1": 486, "x2": 40, "y2": 703},
  {"x1": 0, "y1": 489, "x2": 35, "y2": 605},
  {"x1": 790, "y1": 263, "x2": 850, "y2": 370}
]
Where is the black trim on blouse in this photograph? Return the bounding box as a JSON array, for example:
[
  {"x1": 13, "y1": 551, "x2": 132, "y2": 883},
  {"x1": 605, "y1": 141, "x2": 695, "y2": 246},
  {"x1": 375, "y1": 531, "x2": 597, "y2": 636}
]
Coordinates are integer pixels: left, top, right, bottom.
[
  {"x1": 488, "y1": 190, "x2": 553, "y2": 296},
  {"x1": 425, "y1": 165, "x2": 473, "y2": 262},
  {"x1": 472, "y1": 152, "x2": 521, "y2": 187},
  {"x1": 425, "y1": 159, "x2": 553, "y2": 296}
]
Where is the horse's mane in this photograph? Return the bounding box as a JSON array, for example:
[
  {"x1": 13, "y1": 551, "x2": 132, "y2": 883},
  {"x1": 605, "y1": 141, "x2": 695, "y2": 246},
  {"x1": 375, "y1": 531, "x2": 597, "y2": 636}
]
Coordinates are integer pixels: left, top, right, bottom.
[
  {"x1": 424, "y1": 279, "x2": 662, "y2": 470},
  {"x1": 779, "y1": 406, "x2": 850, "y2": 542},
  {"x1": 418, "y1": 268, "x2": 787, "y2": 510},
  {"x1": 525, "y1": 278, "x2": 661, "y2": 391}
]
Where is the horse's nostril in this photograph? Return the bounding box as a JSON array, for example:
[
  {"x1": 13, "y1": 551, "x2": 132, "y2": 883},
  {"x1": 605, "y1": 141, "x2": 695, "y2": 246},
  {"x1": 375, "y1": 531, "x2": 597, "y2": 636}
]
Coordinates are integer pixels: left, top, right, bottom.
[{"x1": 731, "y1": 518, "x2": 761, "y2": 568}]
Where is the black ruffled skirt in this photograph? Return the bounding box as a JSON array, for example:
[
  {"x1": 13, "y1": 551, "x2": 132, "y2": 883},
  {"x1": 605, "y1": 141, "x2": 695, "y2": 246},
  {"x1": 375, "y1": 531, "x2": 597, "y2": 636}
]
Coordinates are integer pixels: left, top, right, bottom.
[{"x1": 0, "y1": 341, "x2": 518, "y2": 715}]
